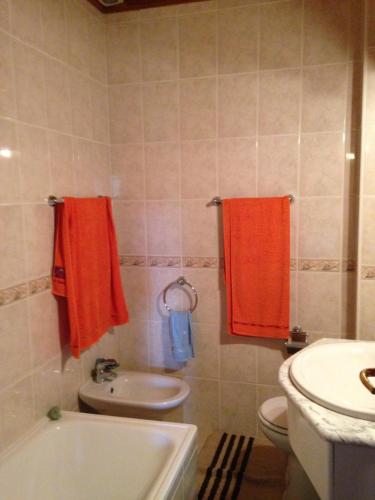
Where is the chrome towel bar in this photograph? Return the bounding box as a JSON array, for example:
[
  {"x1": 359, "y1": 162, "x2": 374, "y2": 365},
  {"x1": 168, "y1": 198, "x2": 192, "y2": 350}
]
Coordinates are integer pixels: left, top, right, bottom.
[
  {"x1": 207, "y1": 194, "x2": 295, "y2": 207},
  {"x1": 163, "y1": 276, "x2": 198, "y2": 313}
]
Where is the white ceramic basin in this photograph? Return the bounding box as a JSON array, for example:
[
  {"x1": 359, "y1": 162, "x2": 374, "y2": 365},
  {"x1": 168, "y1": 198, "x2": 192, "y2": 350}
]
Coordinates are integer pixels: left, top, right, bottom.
[
  {"x1": 290, "y1": 341, "x2": 375, "y2": 421},
  {"x1": 0, "y1": 411, "x2": 197, "y2": 500},
  {"x1": 79, "y1": 370, "x2": 190, "y2": 413}
]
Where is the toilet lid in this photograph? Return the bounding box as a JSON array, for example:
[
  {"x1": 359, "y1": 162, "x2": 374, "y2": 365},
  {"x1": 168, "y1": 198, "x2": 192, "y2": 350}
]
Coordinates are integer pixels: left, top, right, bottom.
[{"x1": 259, "y1": 396, "x2": 288, "y2": 431}]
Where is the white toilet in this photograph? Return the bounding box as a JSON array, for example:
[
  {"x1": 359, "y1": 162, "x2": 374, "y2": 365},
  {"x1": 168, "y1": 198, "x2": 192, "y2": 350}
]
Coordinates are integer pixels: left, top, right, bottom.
[{"x1": 258, "y1": 396, "x2": 319, "y2": 500}]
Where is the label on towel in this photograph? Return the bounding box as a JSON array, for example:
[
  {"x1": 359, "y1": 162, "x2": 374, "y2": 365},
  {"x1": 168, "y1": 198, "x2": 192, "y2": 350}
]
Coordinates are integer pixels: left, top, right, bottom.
[{"x1": 53, "y1": 266, "x2": 65, "y2": 279}]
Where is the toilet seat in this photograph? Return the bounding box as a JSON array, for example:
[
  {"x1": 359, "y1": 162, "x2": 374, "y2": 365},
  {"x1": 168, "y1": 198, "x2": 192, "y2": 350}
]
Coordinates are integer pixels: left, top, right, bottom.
[{"x1": 258, "y1": 396, "x2": 288, "y2": 436}]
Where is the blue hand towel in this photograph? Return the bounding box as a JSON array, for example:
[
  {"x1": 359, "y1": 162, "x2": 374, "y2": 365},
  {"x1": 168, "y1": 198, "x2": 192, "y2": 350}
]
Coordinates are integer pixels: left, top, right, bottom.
[{"x1": 169, "y1": 311, "x2": 194, "y2": 362}]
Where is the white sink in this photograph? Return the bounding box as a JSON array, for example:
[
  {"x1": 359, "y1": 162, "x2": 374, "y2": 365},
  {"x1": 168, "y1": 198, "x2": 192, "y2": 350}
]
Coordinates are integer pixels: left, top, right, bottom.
[
  {"x1": 79, "y1": 371, "x2": 190, "y2": 415},
  {"x1": 290, "y1": 341, "x2": 375, "y2": 421}
]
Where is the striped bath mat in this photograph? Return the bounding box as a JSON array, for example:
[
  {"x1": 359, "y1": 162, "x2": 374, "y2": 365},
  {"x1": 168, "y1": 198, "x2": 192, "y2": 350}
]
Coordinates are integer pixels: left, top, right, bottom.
[{"x1": 197, "y1": 432, "x2": 287, "y2": 500}]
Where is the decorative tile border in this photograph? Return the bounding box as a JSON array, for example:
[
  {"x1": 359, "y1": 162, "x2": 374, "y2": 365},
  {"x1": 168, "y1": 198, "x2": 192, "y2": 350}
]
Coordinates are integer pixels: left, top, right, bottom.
[
  {"x1": 299, "y1": 259, "x2": 340, "y2": 272},
  {"x1": 0, "y1": 276, "x2": 51, "y2": 307},
  {"x1": 119, "y1": 256, "x2": 356, "y2": 273},
  {"x1": 120, "y1": 255, "x2": 146, "y2": 267},
  {"x1": 148, "y1": 256, "x2": 181, "y2": 268},
  {"x1": 362, "y1": 266, "x2": 375, "y2": 280},
  {"x1": 183, "y1": 256, "x2": 218, "y2": 268}
]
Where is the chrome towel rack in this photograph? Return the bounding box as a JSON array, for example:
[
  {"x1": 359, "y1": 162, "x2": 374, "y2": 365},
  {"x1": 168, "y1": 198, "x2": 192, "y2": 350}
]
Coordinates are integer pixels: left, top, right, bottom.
[
  {"x1": 163, "y1": 276, "x2": 198, "y2": 313},
  {"x1": 207, "y1": 194, "x2": 295, "y2": 207}
]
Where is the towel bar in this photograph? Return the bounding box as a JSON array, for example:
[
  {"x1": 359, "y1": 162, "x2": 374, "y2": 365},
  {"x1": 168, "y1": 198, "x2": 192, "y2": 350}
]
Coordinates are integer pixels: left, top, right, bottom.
[
  {"x1": 207, "y1": 194, "x2": 295, "y2": 206},
  {"x1": 163, "y1": 276, "x2": 198, "y2": 313}
]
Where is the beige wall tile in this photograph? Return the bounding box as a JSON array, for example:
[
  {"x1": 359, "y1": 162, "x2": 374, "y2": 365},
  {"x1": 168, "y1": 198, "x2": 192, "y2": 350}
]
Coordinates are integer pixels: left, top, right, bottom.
[
  {"x1": 0, "y1": 0, "x2": 10, "y2": 32},
  {"x1": 258, "y1": 135, "x2": 298, "y2": 197},
  {"x1": 359, "y1": 280, "x2": 375, "y2": 340},
  {"x1": 149, "y1": 320, "x2": 185, "y2": 374},
  {"x1": 259, "y1": 69, "x2": 301, "y2": 135},
  {"x1": 109, "y1": 84, "x2": 143, "y2": 143},
  {"x1": 118, "y1": 320, "x2": 149, "y2": 370},
  {"x1": 49, "y1": 132, "x2": 75, "y2": 200},
  {"x1": 65, "y1": 0, "x2": 89, "y2": 74},
  {"x1": 177, "y1": 1, "x2": 217, "y2": 15},
  {"x1": 303, "y1": 0, "x2": 350, "y2": 65},
  {"x1": 18, "y1": 124, "x2": 50, "y2": 202},
  {"x1": 33, "y1": 357, "x2": 62, "y2": 419},
  {"x1": 256, "y1": 341, "x2": 287, "y2": 385},
  {"x1": 10, "y1": 0, "x2": 43, "y2": 48},
  {"x1": 179, "y1": 12, "x2": 217, "y2": 78},
  {"x1": 113, "y1": 201, "x2": 146, "y2": 255},
  {"x1": 91, "y1": 142, "x2": 111, "y2": 196},
  {"x1": 61, "y1": 354, "x2": 82, "y2": 410},
  {"x1": 218, "y1": 73, "x2": 257, "y2": 137},
  {"x1": 185, "y1": 323, "x2": 220, "y2": 379},
  {"x1": 0, "y1": 377, "x2": 36, "y2": 449},
  {"x1": 218, "y1": 6, "x2": 258, "y2": 74},
  {"x1": 111, "y1": 143, "x2": 145, "y2": 200},
  {"x1": 180, "y1": 78, "x2": 217, "y2": 140},
  {"x1": 29, "y1": 291, "x2": 60, "y2": 367},
  {"x1": 140, "y1": 4, "x2": 177, "y2": 20},
  {"x1": 121, "y1": 267, "x2": 149, "y2": 320},
  {"x1": 302, "y1": 64, "x2": 347, "y2": 133},
  {"x1": 14, "y1": 41, "x2": 47, "y2": 127},
  {"x1": 145, "y1": 142, "x2": 179, "y2": 199},
  {"x1": 41, "y1": 0, "x2": 68, "y2": 62},
  {"x1": 218, "y1": 137, "x2": 256, "y2": 198},
  {"x1": 220, "y1": 382, "x2": 257, "y2": 436},
  {"x1": 181, "y1": 140, "x2": 217, "y2": 199},
  {"x1": 299, "y1": 197, "x2": 342, "y2": 259},
  {"x1": 70, "y1": 71, "x2": 93, "y2": 139},
  {"x1": 260, "y1": 0, "x2": 302, "y2": 70},
  {"x1": 182, "y1": 268, "x2": 222, "y2": 324},
  {"x1": 141, "y1": 17, "x2": 178, "y2": 81},
  {"x1": 44, "y1": 58, "x2": 72, "y2": 134},
  {"x1": 0, "y1": 118, "x2": 20, "y2": 203},
  {"x1": 182, "y1": 377, "x2": 219, "y2": 448},
  {"x1": 107, "y1": 22, "x2": 140, "y2": 84},
  {"x1": 218, "y1": 0, "x2": 257, "y2": 8},
  {"x1": 0, "y1": 301, "x2": 31, "y2": 388},
  {"x1": 24, "y1": 205, "x2": 54, "y2": 280},
  {"x1": 147, "y1": 201, "x2": 181, "y2": 255},
  {"x1": 91, "y1": 81, "x2": 110, "y2": 143},
  {"x1": 182, "y1": 200, "x2": 219, "y2": 257},
  {"x1": 297, "y1": 272, "x2": 341, "y2": 333},
  {"x1": 362, "y1": 197, "x2": 375, "y2": 264},
  {"x1": 300, "y1": 133, "x2": 345, "y2": 197},
  {"x1": 0, "y1": 32, "x2": 16, "y2": 118},
  {"x1": 220, "y1": 342, "x2": 257, "y2": 383},
  {"x1": 143, "y1": 81, "x2": 178, "y2": 142},
  {"x1": 88, "y1": 19, "x2": 107, "y2": 84},
  {"x1": 363, "y1": 137, "x2": 375, "y2": 195},
  {"x1": 72, "y1": 137, "x2": 92, "y2": 196}
]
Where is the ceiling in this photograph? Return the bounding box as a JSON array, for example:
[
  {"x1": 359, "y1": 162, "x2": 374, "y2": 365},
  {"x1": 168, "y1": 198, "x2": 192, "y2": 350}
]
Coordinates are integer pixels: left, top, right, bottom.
[{"x1": 86, "y1": 0, "x2": 203, "y2": 14}]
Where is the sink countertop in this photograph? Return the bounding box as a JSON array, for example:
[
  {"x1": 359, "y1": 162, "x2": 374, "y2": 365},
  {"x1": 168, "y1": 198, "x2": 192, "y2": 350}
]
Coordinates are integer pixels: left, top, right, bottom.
[{"x1": 279, "y1": 338, "x2": 375, "y2": 447}]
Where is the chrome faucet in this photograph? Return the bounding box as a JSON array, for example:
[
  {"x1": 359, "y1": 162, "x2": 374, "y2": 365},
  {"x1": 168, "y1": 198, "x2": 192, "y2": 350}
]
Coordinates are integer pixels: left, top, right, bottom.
[{"x1": 92, "y1": 358, "x2": 119, "y2": 384}]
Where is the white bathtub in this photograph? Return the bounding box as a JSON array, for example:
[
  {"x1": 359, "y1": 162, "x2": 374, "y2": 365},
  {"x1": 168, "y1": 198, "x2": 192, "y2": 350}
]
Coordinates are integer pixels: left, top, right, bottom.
[{"x1": 0, "y1": 411, "x2": 197, "y2": 500}]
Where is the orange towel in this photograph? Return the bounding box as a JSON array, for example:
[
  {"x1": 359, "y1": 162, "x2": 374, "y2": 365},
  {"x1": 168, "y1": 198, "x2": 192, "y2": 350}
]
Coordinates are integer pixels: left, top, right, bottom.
[
  {"x1": 223, "y1": 197, "x2": 290, "y2": 340},
  {"x1": 52, "y1": 197, "x2": 129, "y2": 358}
]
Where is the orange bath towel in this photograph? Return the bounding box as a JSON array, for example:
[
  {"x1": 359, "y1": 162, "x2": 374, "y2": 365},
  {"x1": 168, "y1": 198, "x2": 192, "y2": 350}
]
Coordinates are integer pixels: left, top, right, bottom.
[
  {"x1": 223, "y1": 197, "x2": 290, "y2": 339},
  {"x1": 52, "y1": 197, "x2": 129, "y2": 358}
]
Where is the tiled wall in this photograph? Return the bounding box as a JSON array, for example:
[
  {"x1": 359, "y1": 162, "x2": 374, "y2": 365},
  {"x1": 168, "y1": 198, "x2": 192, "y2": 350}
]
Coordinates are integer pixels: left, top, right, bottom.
[
  {"x1": 358, "y1": 0, "x2": 375, "y2": 338},
  {"x1": 0, "y1": 0, "x2": 119, "y2": 450},
  {"x1": 108, "y1": 0, "x2": 362, "y2": 445}
]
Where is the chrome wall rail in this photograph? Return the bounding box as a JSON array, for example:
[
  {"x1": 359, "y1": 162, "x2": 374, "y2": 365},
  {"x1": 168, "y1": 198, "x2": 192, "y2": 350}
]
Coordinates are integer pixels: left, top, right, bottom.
[
  {"x1": 163, "y1": 276, "x2": 198, "y2": 313},
  {"x1": 207, "y1": 194, "x2": 295, "y2": 206},
  {"x1": 47, "y1": 195, "x2": 105, "y2": 206}
]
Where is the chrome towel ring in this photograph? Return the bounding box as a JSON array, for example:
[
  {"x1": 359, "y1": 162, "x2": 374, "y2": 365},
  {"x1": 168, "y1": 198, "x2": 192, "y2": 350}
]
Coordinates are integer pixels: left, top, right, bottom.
[{"x1": 163, "y1": 276, "x2": 198, "y2": 313}]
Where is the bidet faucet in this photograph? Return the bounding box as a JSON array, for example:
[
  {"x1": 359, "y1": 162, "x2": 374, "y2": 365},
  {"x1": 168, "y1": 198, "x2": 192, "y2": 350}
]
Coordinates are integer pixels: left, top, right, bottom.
[{"x1": 93, "y1": 358, "x2": 119, "y2": 383}]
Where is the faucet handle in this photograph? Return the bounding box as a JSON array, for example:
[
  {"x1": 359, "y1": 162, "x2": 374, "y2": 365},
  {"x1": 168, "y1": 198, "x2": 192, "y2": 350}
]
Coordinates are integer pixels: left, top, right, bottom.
[{"x1": 95, "y1": 358, "x2": 119, "y2": 371}]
